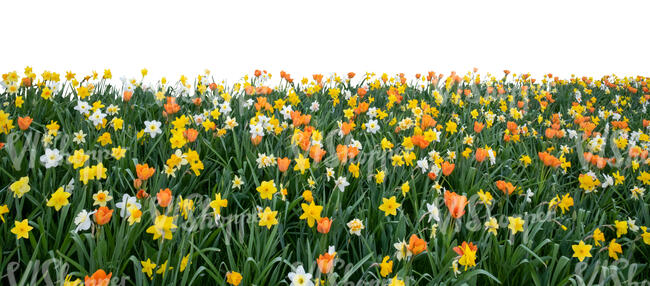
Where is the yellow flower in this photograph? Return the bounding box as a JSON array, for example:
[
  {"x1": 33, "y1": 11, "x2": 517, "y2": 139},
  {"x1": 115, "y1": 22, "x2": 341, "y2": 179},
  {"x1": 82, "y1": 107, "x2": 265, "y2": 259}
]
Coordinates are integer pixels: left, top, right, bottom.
[
  {"x1": 485, "y1": 217, "x2": 499, "y2": 236},
  {"x1": 614, "y1": 220, "x2": 628, "y2": 238},
  {"x1": 612, "y1": 171, "x2": 624, "y2": 185},
  {"x1": 593, "y1": 228, "x2": 605, "y2": 246},
  {"x1": 507, "y1": 216, "x2": 525, "y2": 235},
  {"x1": 97, "y1": 132, "x2": 112, "y2": 146},
  {"x1": 141, "y1": 258, "x2": 156, "y2": 279},
  {"x1": 256, "y1": 180, "x2": 277, "y2": 200},
  {"x1": 477, "y1": 189, "x2": 493, "y2": 206},
  {"x1": 294, "y1": 154, "x2": 310, "y2": 174},
  {"x1": 111, "y1": 146, "x2": 127, "y2": 160},
  {"x1": 375, "y1": 170, "x2": 385, "y2": 184},
  {"x1": 258, "y1": 207, "x2": 278, "y2": 229},
  {"x1": 519, "y1": 155, "x2": 532, "y2": 166},
  {"x1": 46, "y1": 187, "x2": 71, "y2": 211},
  {"x1": 457, "y1": 242, "x2": 478, "y2": 270},
  {"x1": 209, "y1": 193, "x2": 228, "y2": 216},
  {"x1": 10, "y1": 176, "x2": 30, "y2": 198},
  {"x1": 146, "y1": 215, "x2": 177, "y2": 240},
  {"x1": 299, "y1": 201, "x2": 322, "y2": 227},
  {"x1": 11, "y1": 219, "x2": 33, "y2": 240},
  {"x1": 348, "y1": 162, "x2": 360, "y2": 178},
  {"x1": 226, "y1": 271, "x2": 242, "y2": 286},
  {"x1": 400, "y1": 182, "x2": 410, "y2": 196},
  {"x1": 638, "y1": 171, "x2": 650, "y2": 185},
  {"x1": 68, "y1": 149, "x2": 89, "y2": 169},
  {"x1": 379, "y1": 256, "x2": 393, "y2": 277},
  {"x1": 608, "y1": 239, "x2": 623, "y2": 260},
  {"x1": 378, "y1": 196, "x2": 401, "y2": 216},
  {"x1": 388, "y1": 276, "x2": 405, "y2": 286},
  {"x1": 180, "y1": 253, "x2": 191, "y2": 272},
  {"x1": 0, "y1": 204, "x2": 9, "y2": 223},
  {"x1": 445, "y1": 121, "x2": 458, "y2": 134},
  {"x1": 641, "y1": 227, "x2": 650, "y2": 245},
  {"x1": 381, "y1": 138, "x2": 394, "y2": 150},
  {"x1": 572, "y1": 240, "x2": 592, "y2": 262}
]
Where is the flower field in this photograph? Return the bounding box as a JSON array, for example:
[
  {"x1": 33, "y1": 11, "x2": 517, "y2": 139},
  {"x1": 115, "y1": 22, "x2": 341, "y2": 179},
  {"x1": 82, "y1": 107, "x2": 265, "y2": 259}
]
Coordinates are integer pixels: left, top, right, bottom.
[{"x1": 1, "y1": 68, "x2": 650, "y2": 285}]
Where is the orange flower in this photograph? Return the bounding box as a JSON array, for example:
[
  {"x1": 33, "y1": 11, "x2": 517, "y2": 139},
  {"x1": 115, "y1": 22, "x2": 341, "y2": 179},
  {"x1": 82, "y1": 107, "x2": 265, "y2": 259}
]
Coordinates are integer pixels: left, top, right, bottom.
[
  {"x1": 441, "y1": 161, "x2": 455, "y2": 176},
  {"x1": 184, "y1": 128, "x2": 199, "y2": 142},
  {"x1": 538, "y1": 152, "x2": 561, "y2": 168},
  {"x1": 495, "y1": 180, "x2": 516, "y2": 195},
  {"x1": 407, "y1": 234, "x2": 427, "y2": 255},
  {"x1": 164, "y1": 97, "x2": 180, "y2": 115},
  {"x1": 251, "y1": 135, "x2": 262, "y2": 146},
  {"x1": 357, "y1": 87, "x2": 367, "y2": 97},
  {"x1": 94, "y1": 206, "x2": 113, "y2": 226},
  {"x1": 136, "y1": 189, "x2": 149, "y2": 199},
  {"x1": 192, "y1": 97, "x2": 202, "y2": 106},
  {"x1": 17, "y1": 116, "x2": 33, "y2": 131},
  {"x1": 444, "y1": 190, "x2": 468, "y2": 219},
  {"x1": 347, "y1": 72, "x2": 356, "y2": 79},
  {"x1": 411, "y1": 135, "x2": 430, "y2": 149},
  {"x1": 133, "y1": 178, "x2": 142, "y2": 189},
  {"x1": 316, "y1": 253, "x2": 335, "y2": 274},
  {"x1": 336, "y1": 145, "x2": 349, "y2": 164},
  {"x1": 123, "y1": 90, "x2": 133, "y2": 102},
  {"x1": 453, "y1": 241, "x2": 477, "y2": 256},
  {"x1": 136, "y1": 164, "x2": 155, "y2": 181},
  {"x1": 309, "y1": 145, "x2": 326, "y2": 163},
  {"x1": 474, "y1": 121, "x2": 484, "y2": 133},
  {"x1": 157, "y1": 188, "x2": 172, "y2": 207},
  {"x1": 340, "y1": 121, "x2": 354, "y2": 135},
  {"x1": 84, "y1": 269, "x2": 112, "y2": 286},
  {"x1": 317, "y1": 217, "x2": 333, "y2": 234},
  {"x1": 475, "y1": 148, "x2": 488, "y2": 162},
  {"x1": 277, "y1": 157, "x2": 291, "y2": 173}
]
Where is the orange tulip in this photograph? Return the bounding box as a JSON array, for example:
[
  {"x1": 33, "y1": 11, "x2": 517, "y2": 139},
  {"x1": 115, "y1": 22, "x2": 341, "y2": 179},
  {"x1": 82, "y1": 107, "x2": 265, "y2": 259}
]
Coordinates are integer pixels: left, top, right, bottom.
[
  {"x1": 317, "y1": 217, "x2": 333, "y2": 234},
  {"x1": 309, "y1": 145, "x2": 326, "y2": 163},
  {"x1": 474, "y1": 121, "x2": 484, "y2": 133},
  {"x1": 85, "y1": 269, "x2": 112, "y2": 286},
  {"x1": 157, "y1": 188, "x2": 172, "y2": 207},
  {"x1": 336, "y1": 145, "x2": 349, "y2": 164},
  {"x1": 317, "y1": 253, "x2": 335, "y2": 274},
  {"x1": 441, "y1": 161, "x2": 455, "y2": 176},
  {"x1": 184, "y1": 128, "x2": 199, "y2": 142},
  {"x1": 136, "y1": 163, "x2": 155, "y2": 181},
  {"x1": 164, "y1": 97, "x2": 180, "y2": 115},
  {"x1": 17, "y1": 116, "x2": 33, "y2": 131},
  {"x1": 123, "y1": 91, "x2": 133, "y2": 102},
  {"x1": 277, "y1": 157, "x2": 291, "y2": 172},
  {"x1": 407, "y1": 234, "x2": 427, "y2": 255},
  {"x1": 251, "y1": 135, "x2": 262, "y2": 146},
  {"x1": 136, "y1": 189, "x2": 149, "y2": 199},
  {"x1": 475, "y1": 148, "x2": 488, "y2": 162},
  {"x1": 495, "y1": 180, "x2": 516, "y2": 195},
  {"x1": 444, "y1": 190, "x2": 468, "y2": 219},
  {"x1": 95, "y1": 206, "x2": 113, "y2": 226}
]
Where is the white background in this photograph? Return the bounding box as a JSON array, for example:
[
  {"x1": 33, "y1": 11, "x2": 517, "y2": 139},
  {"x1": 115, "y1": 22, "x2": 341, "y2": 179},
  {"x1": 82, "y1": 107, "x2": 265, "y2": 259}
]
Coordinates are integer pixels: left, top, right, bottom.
[{"x1": 2, "y1": 0, "x2": 649, "y2": 83}]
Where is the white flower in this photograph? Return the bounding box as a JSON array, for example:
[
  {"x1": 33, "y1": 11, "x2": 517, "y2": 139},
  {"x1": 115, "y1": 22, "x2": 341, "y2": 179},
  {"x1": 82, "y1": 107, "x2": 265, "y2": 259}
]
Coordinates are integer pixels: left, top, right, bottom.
[
  {"x1": 325, "y1": 168, "x2": 334, "y2": 182},
  {"x1": 40, "y1": 148, "x2": 63, "y2": 168},
  {"x1": 524, "y1": 188, "x2": 534, "y2": 203},
  {"x1": 394, "y1": 240, "x2": 411, "y2": 261},
  {"x1": 366, "y1": 119, "x2": 379, "y2": 134},
  {"x1": 219, "y1": 102, "x2": 231, "y2": 114},
  {"x1": 417, "y1": 158, "x2": 429, "y2": 174},
  {"x1": 89, "y1": 110, "x2": 106, "y2": 126},
  {"x1": 280, "y1": 105, "x2": 293, "y2": 120},
  {"x1": 225, "y1": 116, "x2": 238, "y2": 130},
  {"x1": 74, "y1": 209, "x2": 96, "y2": 232},
  {"x1": 601, "y1": 175, "x2": 614, "y2": 189},
  {"x1": 334, "y1": 176, "x2": 349, "y2": 192},
  {"x1": 367, "y1": 107, "x2": 377, "y2": 118},
  {"x1": 73, "y1": 130, "x2": 86, "y2": 144},
  {"x1": 144, "y1": 120, "x2": 162, "y2": 138},
  {"x1": 74, "y1": 101, "x2": 91, "y2": 115},
  {"x1": 346, "y1": 218, "x2": 364, "y2": 236},
  {"x1": 115, "y1": 194, "x2": 141, "y2": 217},
  {"x1": 288, "y1": 265, "x2": 313, "y2": 286},
  {"x1": 628, "y1": 218, "x2": 640, "y2": 232},
  {"x1": 249, "y1": 123, "x2": 264, "y2": 138},
  {"x1": 310, "y1": 101, "x2": 320, "y2": 112},
  {"x1": 426, "y1": 203, "x2": 440, "y2": 223}
]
